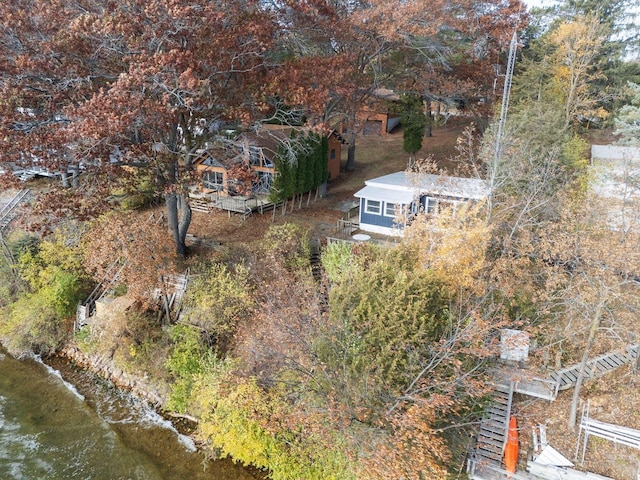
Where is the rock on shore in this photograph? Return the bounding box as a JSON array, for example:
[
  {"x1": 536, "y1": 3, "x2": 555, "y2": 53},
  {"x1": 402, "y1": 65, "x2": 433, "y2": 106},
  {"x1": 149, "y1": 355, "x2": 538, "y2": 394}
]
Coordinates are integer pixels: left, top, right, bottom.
[{"x1": 58, "y1": 344, "x2": 170, "y2": 409}]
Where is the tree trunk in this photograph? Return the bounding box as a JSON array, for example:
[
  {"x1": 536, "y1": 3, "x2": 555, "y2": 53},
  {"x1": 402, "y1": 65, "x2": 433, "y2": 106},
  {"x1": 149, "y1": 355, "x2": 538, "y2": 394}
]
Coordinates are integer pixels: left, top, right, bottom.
[
  {"x1": 568, "y1": 300, "x2": 605, "y2": 429},
  {"x1": 165, "y1": 192, "x2": 192, "y2": 256},
  {"x1": 69, "y1": 165, "x2": 79, "y2": 188},
  {"x1": 425, "y1": 98, "x2": 433, "y2": 138},
  {"x1": 345, "y1": 142, "x2": 356, "y2": 172},
  {"x1": 318, "y1": 181, "x2": 327, "y2": 198},
  {"x1": 177, "y1": 193, "x2": 191, "y2": 249}
]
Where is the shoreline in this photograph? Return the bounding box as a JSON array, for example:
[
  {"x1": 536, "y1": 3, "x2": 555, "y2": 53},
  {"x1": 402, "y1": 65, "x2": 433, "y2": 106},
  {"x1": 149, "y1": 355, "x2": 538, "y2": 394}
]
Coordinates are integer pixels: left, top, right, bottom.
[
  {"x1": 1, "y1": 341, "x2": 267, "y2": 479},
  {"x1": 51, "y1": 344, "x2": 201, "y2": 439},
  {"x1": 49, "y1": 346, "x2": 267, "y2": 478}
]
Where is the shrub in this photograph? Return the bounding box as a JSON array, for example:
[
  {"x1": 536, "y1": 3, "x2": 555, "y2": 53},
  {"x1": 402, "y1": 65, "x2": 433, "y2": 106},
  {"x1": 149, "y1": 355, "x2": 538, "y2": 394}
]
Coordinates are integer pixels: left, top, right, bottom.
[
  {"x1": 0, "y1": 292, "x2": 68, "y2": 355},
  {"x1": 262, "y1": 223, "x2": 310, "y2": 272},
  {"x1": 181, "y1": 263, "x2": 253, "y2": 351},
  {"x1": 191, "y1": 367, "x2": 355, "y2": 480}
]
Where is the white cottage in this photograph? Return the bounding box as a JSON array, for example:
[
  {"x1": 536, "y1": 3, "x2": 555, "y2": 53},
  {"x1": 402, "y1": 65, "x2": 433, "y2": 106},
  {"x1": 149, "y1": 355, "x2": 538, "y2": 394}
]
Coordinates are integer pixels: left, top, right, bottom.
[{"x1": 354, "y1": 171, "x2": 489, "y2": 236}]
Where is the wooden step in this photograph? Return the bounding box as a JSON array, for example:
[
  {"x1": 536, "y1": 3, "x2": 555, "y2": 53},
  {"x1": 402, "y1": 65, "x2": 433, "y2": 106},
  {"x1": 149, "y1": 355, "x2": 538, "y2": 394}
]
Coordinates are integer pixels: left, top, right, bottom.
[
  {"x1": 487, "y1": 403, "x2": 508, "y2": 413},
  {"x1": 478, "y1": 428, "x2": 506, "y2": 443},
  {"x1": 477, "y1": 436, "x2": 504, "y2": 451},
  {"x1": 474, "y1": 448, "x2": 503, "y2": 464}
]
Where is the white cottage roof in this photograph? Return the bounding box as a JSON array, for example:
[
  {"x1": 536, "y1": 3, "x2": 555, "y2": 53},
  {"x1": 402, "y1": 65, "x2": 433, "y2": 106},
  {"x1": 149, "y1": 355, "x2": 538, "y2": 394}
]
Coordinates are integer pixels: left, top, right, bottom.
[
  {"x1": 354, "y1": 185, "x2": 415, "y2": 203},
  {"x1": 354, "y1": 171, "x2": 488, "y2": 202}
]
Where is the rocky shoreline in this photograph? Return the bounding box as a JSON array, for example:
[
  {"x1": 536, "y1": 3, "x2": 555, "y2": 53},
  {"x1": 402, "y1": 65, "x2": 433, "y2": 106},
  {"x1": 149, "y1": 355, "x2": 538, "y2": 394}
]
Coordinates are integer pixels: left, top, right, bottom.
[
  {"x1": 53, "y1": 343, "x2": 200, "y2": 435},
  {"x1": 57, "y1": 344, "x2": 168, "y2": 406}
]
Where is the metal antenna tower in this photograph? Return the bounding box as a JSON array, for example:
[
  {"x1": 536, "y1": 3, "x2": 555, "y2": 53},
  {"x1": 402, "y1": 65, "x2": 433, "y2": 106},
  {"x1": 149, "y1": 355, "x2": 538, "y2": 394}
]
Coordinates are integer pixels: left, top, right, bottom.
[
  {"x1": 488, "y1": 31, "x2": 518, "y2": 214},
  {"x1": 493, "y1": 31, "x2": 518, "y2": 169}
]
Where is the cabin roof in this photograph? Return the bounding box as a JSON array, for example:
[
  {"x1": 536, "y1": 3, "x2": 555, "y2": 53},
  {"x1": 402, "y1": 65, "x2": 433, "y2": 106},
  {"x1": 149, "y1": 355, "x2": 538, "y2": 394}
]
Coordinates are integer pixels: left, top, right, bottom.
[
  {"x1": 193, "y1": 125, "x2": 338, "y2": 169},
  {"x1": 355, "y1": 171, "x2": 489, "y2": 202}
]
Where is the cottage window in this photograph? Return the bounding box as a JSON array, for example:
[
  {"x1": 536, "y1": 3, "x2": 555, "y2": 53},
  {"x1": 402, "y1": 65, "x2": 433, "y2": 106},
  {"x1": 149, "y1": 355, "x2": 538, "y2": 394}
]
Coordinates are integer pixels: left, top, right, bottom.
[
  {"x1": 203, "y1": 171, "x2": 224, "y2": 191},
  {"x1": 330, "y1": 148, "x2": 336, "y2": 160},
  {"x1": 384, "y1": 202, "x2": 406, "y2": 217},
  {"x1": 365, "y1": 199, "x2": 381, "y2": 215},
  {"x1": 425, "y1": 197, "x2": 437, "y2": 214},
  {"x1": 248, "y1": 147, "x2": 262, "y2": 166},
  {"x1": 253, "y1": 171, "x2": 272, "y2": 194}
]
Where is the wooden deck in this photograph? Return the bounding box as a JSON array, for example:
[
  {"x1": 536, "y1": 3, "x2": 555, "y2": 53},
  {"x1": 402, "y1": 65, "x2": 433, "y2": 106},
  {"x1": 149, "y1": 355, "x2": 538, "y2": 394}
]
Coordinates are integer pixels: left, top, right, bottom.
[{"x1": 189, "y1": 191, "x2": 276, "y2": 217}]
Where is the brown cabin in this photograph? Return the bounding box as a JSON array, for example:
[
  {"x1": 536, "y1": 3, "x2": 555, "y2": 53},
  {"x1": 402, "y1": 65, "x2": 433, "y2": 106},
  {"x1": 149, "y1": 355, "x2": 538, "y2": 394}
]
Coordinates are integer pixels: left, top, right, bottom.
[{"x1": 194, "y1": 126, "x2": 343, "y2": 196}]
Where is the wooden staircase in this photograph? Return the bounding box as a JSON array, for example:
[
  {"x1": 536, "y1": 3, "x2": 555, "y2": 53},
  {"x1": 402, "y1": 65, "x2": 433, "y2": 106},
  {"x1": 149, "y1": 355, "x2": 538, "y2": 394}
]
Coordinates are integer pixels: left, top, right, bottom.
[
  {"x1": 159, "y1": 270, "x2": 190, "y2": 314},
  {"x1": 309, "y1": 237, "x2": 322, "y2": 281},
  {"x1": 468, "y1": 383, "x2": 558, "y2": 480},
  {"x1": 550, "y1": 345, "x2": 638, "y2": 394},
  {"x1": 0, "y1": 189, "x2": 31, "y2": 233},
  {"x1": 469, "y1": 345, "x2": 639, "y2": 478},
  {"x1": 75, "y1": 260, "x2": 125, "y2": 330},
  {"x1": 468, "y1": 383, "x2": 514, "y2": 477},
  {"x1": 189, "y1": 198, "x2": 213, "y2": 213},
  {"x1": 506, "y1": 344, "x2": 640, "y2": 401}
]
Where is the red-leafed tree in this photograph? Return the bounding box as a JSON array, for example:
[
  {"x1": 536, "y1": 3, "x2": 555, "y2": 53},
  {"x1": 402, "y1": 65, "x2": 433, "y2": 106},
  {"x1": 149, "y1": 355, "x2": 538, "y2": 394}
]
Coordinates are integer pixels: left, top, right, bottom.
[
  {"x1": 0, "y1": 0, "x2": 528, "y2": 254},
  {"x1": 380, "y1": 0, "x2": 528, "y2": 129},
  {"x1": 269, "y1": 0, "x2": 528, "y2": 172},
  {"x1": 0, "y1": 0, "x2": 284, "y2": 255}
]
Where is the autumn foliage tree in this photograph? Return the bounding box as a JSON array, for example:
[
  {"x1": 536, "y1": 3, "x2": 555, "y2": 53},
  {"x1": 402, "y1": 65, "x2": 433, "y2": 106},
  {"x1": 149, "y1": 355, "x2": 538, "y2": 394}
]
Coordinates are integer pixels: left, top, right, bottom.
[
  {"x1": 82, "y1": 210, "x2": 176, "y2": 302},
  {"x1": 269, "y1": 0, "x2": 528, "y2": 172},
  {"x1": 382, "y1": 0, "x2": 529, "y2": 127},
  {"x1": 0, "y1": 0, "x2": 296, "y2": 255},
  {"x1": 0, "y1": 228, "x2": 91, "y2": 355}
]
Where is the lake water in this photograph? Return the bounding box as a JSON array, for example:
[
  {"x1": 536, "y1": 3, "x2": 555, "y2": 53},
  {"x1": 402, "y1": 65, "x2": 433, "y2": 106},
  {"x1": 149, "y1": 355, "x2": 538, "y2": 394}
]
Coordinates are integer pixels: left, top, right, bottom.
[{"x1": 0, "y1": 347, "x2": 259, "y2": 480}]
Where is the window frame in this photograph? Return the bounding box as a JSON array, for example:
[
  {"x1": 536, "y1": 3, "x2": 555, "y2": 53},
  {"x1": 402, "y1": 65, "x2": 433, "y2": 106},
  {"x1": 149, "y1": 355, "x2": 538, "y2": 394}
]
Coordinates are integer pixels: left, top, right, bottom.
[
  {"x1": 384, "y1": 201, "x2": 407, "y2": 218},
  {"x1": 425, "y1": 197, "x2": 437, "y2": 214},
  {"x1": 203, "y1": 170, "x2": 224, "y2": 191},
  {"x1": 365, "y1": 199, "x2": 382, "y2": 215},
  {"x1": 248, "y1": 146, "x2": 262, "y2": 166}
]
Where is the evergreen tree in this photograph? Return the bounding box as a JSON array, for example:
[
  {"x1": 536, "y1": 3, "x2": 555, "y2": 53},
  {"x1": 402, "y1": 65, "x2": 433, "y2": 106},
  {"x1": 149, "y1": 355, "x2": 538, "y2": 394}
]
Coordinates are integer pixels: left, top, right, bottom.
[
  {"x1": 314, "y1": 135, "x2": 329, "y2": 188},
  {"x1": 533, "y1": 0, "x2": 640, "y2": 118},
  {"x1": 269, "y1": 142, "x2": 291, "y2": 203},
  {"x1": 303, "y1": 133, "x2": 318, "y2": 192},
  {"x1": 400, "y1": 94, "x2": 427, "y2": 167}
]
